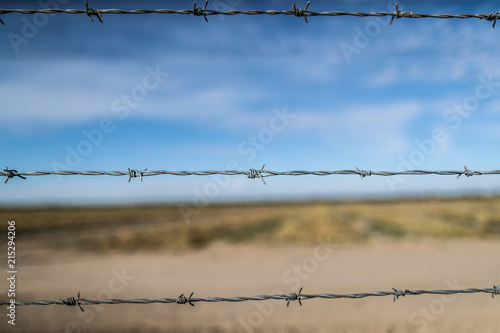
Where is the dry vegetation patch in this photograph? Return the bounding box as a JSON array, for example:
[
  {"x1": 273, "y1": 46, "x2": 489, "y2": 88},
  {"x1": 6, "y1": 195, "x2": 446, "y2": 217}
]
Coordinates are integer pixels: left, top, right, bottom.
[{"x1": 1, "y1": 197, "x2": 499, "y2": 252}]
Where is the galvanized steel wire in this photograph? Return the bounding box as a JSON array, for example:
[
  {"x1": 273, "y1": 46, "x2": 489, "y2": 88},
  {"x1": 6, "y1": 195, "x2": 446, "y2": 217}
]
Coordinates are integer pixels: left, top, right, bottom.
[
  {"x1": 2, "y1": 165, "x2": 499, "y2": 183},
  {"x1": 1, "y1": 285, "x2": 499, "y2": 310},
  {"x1": 0, "y1": 2, "x2": 499, "y2": 27}
]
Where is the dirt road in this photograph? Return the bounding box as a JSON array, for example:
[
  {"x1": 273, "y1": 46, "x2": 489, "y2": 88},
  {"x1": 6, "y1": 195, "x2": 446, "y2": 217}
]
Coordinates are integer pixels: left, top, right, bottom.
[{"x1": 2, "y1": 239, "x2": 500, "y2": 332}]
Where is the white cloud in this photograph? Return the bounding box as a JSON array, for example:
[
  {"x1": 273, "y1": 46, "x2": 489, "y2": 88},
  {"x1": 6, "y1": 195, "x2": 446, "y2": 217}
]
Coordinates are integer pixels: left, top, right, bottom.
[
  {"x1": 364, "y1": 65, "x2": 400, "y2": 87},
  {"x1": 135, "y1": 85, "x2": 272, "y2": 129},
  {"x1": 0, "y1": 60, "x2": 151, "y2": 132},
  {"x1": 288, "y1": 101, "x2": 422, "y2": 155},
  {"x1": 355, "y1": 19, "x2": 500, "y2": 84}
]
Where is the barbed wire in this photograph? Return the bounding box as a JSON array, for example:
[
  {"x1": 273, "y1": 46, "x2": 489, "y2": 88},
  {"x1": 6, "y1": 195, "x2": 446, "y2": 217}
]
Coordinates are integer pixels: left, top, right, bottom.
[
  {"x1": 2, "y1": 165, "x2": 499, "y2": 184},
  {"x1": 1, "y1": 285, "x2": 498, "y2": 311},
  {"x1": 0, "y1": 1, "x2": 499, "y2": 27}
]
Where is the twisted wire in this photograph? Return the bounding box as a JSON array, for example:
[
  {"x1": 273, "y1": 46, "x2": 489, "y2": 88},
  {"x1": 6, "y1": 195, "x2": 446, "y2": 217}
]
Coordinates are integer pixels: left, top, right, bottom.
[
  {"x1": 0, "y1": 7, "x2": 499, "y2": 23},
  {"x1": 1, "y1": 286, "x2": 498, "y2": 308},
  {"x1": 1, "y1": 166, "x2": 499, "y2": 183}
]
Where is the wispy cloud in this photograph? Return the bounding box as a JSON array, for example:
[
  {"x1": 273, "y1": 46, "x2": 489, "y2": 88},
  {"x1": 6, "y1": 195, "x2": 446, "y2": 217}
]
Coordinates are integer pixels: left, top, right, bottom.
[{"x1": 289, "y1": 102, "x2": 422, "y2": 155}]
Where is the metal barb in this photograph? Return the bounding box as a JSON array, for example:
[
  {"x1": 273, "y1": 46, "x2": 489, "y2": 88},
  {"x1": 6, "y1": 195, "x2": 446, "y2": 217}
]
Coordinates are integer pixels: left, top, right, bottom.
[
  {"x1": 86, "y1": 1, "x2": 103, "y2": 23},
  {"x1": 0, "y1": 17, "x2": 4, "y2": 25},
  {"x1": 457, "y1": 165, "x2": 472, "y2": 178},
  {"x1": 176, "y1": 292, "x2": 195, "y2": 306},
  {"x1": 63, "y1": 292, "x2": 84, "y2": 312},
  {"x1": 286, "y1": 287, "x2": 303, "y2": 307},
  {"x1": 128, "y1": 168, "x2": 146, "y2": 182},
  {"x1": 291, "y1": 1, "x2": 311, "y2": 23},
  {"x1": 192, "y1": 0, "x2": 209, "y2": 22},
  {"x1": 390, "y1": 2, "x2": 412, "y2": 26},
  {"x1": 248, "y1": 164, "x2": 266, "y2": 185},
  {"x1": 463, "y1": 165, "x2": 473, "y2": 177},
  {"x1": 356, "y1": 167, "x2": 371, "y2": 179},
  {"x1": 4, "y1": 167, "x2": 27, "y2": 184},
  {"x1": 493, "y1": 285, "x2": 500, "y2": 299},
  {"x1": 483, "y1": 11, "x2": 500, "y2": 28},
  {"x1": 393, "y1": 288, "x2": 410, "y2": 302},
  {"x1": 390, "y1": 2, "x2": 399, "y2": 25},
  {"x1": 486, "y1": 11, "x2": 500, "y2": 29}
]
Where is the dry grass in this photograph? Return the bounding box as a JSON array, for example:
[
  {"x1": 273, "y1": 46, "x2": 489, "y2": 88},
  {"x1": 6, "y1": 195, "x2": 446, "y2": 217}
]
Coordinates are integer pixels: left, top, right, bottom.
[{"x1": 2, "y1": 196, "x2": 500, "y2": 252}]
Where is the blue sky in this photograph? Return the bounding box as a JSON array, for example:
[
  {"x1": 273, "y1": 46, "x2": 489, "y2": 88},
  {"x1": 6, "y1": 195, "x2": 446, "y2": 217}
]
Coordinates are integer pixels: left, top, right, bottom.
[{"x1": 1, "y1": 0, "x2": 500, "y2": 205}]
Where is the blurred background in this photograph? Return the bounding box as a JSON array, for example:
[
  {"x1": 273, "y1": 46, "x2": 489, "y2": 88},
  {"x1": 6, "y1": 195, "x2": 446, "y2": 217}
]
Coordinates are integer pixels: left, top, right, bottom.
[{"x1": 1, "y1": 1, "x2": 500, "y2": 332}]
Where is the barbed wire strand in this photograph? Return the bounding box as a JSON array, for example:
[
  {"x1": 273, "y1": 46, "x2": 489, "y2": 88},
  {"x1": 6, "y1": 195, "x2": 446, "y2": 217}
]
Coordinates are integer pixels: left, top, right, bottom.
[
  {"x1": 2, "y1": 165, "x2": 499, "y2": 183},
  {"x1": 0, "y1": 1, "x2": 499, "y2": 27},
  {"x1": 1, "y1": 285, "x2": 499, "y2": 310}
]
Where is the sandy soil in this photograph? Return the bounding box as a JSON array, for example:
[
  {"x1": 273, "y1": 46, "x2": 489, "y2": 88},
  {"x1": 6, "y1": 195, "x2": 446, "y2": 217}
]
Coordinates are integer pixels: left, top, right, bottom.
[{"x1": 1, "y1": 239, "x2": 500, "y2": 332}]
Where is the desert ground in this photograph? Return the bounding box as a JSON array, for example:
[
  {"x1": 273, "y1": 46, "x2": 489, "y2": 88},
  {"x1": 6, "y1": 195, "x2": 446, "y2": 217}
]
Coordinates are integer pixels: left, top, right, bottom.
[{"x1": 1, "y1": 197, "x2": 500, "y2": 332}]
